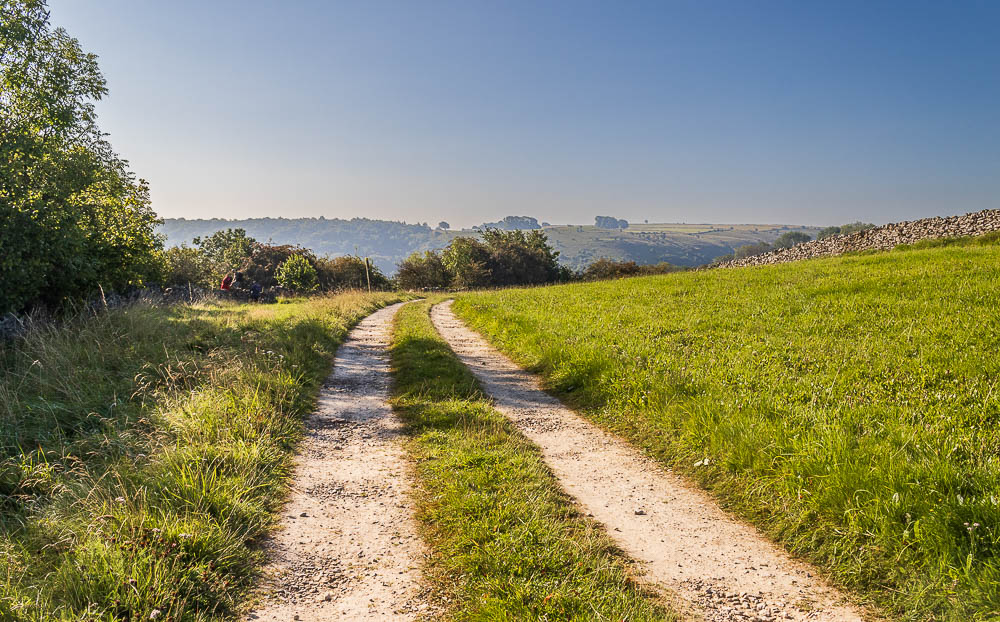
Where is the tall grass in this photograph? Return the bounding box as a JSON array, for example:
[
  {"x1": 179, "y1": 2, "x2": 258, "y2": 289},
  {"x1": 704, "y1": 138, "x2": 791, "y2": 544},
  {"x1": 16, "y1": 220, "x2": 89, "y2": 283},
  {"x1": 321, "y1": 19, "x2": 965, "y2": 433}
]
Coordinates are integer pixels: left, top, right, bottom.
[
  {"x1": 453, "y1": 240, "x2": 1000, "y2": 620},
  {"x1": 0, "y1": 293, "x2": 403, "y2": 621},
  {"x1": 390, "y1": 299, "x2": 677, "y2": 621}
]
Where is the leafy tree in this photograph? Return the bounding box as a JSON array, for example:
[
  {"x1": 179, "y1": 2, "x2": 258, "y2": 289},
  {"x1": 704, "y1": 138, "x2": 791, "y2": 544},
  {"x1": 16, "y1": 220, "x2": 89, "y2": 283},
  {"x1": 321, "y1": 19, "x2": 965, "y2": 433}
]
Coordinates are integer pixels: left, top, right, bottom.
[
  {"x1": 442, "y1": 237, "x2": 492, "y2": 289},
  {"x1": 158, "y1": 245, "x2": 213, "y2": 288},
  {"x1": 1, "y1": 0, "x2": 162, "y2": 312},
  {"x1": 192, "y1": 228, "x2": 256, "y2": 275},
  {"x1": 480, "y1": 229, "x2": 563, "y2": 286},
  {"x1": 437, "y1": 221, "x2": 450, "y2": 230},
  {"x1": 773, "y1": 231, "x2": 811, "y2": 248},
  {"x1": 275, "y1": 254, "x2": 318, "y2": 293},
  {"x1": 395, "y1": 251, "x2": 451, "y2": 290}
]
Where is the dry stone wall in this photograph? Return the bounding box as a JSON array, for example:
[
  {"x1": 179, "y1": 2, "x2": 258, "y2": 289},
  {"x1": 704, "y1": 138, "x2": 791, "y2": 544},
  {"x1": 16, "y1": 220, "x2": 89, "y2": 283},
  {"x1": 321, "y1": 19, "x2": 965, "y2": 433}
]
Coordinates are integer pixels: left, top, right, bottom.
[{"x1": 720, "y1": 209, "x2": 1000, "y2": 269}]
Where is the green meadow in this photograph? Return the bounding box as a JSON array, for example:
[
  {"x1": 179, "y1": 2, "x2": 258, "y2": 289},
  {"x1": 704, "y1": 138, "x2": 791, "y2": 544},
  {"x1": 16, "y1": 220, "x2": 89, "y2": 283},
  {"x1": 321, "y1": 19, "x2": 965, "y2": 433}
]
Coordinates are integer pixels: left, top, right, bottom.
[
  {"x1": 0, "y1": 293, "x2": 402, "y2": 621},
  {"x1": 453, "y1": 236, "x2": 1000, "y2": 621}
]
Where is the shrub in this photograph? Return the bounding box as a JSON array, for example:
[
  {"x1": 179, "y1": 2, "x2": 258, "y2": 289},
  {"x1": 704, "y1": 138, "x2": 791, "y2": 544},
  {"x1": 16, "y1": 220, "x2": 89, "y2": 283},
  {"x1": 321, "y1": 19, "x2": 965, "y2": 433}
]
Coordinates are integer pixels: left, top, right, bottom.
[
  {"x1": 395, "y1": 251, "x2": 452, "y2": 290},
  {"x1": 275, "y1": 254, "x2": 318, "y2": 293},
  {"x1": 158, "y1": 245, "x2": 213, "y2": 288},
  {"x1": 315, "y1": 255, "x2": 388, "y2": 291}
]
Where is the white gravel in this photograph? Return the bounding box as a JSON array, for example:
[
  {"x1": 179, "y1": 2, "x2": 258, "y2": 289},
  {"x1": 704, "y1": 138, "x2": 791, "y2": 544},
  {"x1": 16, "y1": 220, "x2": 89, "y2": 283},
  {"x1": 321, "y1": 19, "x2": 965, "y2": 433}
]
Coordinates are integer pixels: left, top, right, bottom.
[{"x1": 246, "y1": 302, "x2": 430, "y2": 621}]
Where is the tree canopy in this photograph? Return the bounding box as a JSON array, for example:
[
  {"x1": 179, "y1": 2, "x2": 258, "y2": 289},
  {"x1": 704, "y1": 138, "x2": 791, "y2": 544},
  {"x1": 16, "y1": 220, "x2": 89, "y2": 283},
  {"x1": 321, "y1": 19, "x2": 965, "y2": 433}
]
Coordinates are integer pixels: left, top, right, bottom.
[{"x1": 0, "y1": 0, "x2": 161, "y2": 313}]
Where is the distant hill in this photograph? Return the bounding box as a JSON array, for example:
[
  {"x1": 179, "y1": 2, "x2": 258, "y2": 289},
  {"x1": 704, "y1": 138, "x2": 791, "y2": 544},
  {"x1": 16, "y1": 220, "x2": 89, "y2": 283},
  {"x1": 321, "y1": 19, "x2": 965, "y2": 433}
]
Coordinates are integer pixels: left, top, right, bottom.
[{"x1": 157, "y1": 217, "x2": 821, "y2": 273}]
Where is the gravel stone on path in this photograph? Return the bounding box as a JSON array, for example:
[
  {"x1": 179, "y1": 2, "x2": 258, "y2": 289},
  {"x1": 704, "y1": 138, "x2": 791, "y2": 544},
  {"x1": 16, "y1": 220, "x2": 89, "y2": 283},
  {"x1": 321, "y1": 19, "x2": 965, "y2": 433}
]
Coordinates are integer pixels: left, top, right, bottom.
[{"x1": 246, "y1": 302, "x2": 432, "y2": 621}]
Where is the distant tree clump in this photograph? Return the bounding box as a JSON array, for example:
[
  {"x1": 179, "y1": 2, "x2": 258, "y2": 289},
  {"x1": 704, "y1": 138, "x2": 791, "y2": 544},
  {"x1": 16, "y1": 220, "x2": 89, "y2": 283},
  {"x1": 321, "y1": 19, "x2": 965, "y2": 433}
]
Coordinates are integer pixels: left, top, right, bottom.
[
  {"x1": 395, "y1": 228, "x2": 567, "y2": 290},
  {"x1": 437, "y1": 221, "x2": 450, "y2": 230},
  {"x1": 595, "y1": 216, "x2": 629, "y2": 230},
  {"x1": 477, "y1": 216, "x2": 541, "y2": 230},
  {"x1": 817, "y1": 222, "x2": 876, "y2": 240},
  {"x1": 1, "y1": 1, "x2": 162, "y2": 313},
  {"x1": 275, "y1": 254, "x2": 318, "y2": 293},
  {"x1": 773, "y1": 231, "x2": 812, "y2": 248}
]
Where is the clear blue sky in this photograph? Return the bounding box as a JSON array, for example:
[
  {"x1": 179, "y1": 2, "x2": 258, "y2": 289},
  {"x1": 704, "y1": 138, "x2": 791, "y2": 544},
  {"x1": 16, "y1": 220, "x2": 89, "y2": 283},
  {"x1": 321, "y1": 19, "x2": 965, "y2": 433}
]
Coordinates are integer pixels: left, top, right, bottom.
[{"x1": 48, "y1": 0, "x2": 1000, "y2": 228}]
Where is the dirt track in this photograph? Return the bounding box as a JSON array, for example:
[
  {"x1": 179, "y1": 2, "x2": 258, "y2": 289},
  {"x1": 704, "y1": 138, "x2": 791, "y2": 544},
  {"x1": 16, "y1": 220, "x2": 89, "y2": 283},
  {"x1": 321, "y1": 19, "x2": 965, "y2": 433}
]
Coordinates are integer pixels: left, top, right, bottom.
[
  {"x1": 246, "y1": 301, "x2": 429, "y2": 621},
  {"x1": 432, "y1": 300, "x2": 866, "y2": 622}
]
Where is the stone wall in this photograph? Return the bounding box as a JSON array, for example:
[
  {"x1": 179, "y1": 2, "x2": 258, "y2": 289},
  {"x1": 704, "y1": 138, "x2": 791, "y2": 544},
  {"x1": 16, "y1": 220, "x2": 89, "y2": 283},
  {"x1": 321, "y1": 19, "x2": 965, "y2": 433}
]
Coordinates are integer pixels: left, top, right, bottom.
[{"x1": 719, "y1": 209, "x2": 1000, "y2": 269}]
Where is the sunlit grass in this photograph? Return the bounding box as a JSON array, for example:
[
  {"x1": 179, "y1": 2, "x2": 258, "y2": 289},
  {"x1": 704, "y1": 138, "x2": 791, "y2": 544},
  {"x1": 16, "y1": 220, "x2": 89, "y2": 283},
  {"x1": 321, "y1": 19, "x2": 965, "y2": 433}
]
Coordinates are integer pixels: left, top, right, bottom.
[
  {"x1": 0, "y1": 292, "x2": 404, "y2": 621},
  {"x1": 453, "y1": 236, "x2": 1000, "y2": 621},
  {"x1": 390, "y1": 299, "x2": 678, "y2": 621}
]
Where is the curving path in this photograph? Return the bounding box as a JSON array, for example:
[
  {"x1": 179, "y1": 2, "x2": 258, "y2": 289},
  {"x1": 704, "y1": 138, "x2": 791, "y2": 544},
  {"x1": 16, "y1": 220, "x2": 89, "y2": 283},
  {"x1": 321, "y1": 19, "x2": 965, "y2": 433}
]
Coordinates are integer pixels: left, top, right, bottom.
[
  {"x1": 432, "y1": 300, "x2": 867, "y2": 622},
  {"x1": 247, "y1": 301, "x2": 429, "y2": 621}
]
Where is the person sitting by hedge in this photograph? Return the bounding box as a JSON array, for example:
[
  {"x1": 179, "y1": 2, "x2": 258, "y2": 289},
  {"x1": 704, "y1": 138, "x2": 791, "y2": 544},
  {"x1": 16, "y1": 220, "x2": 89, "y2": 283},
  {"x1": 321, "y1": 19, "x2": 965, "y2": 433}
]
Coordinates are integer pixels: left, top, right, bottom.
[{"x1": 220, "y1": 273, "x2": 234, "y2": 291}]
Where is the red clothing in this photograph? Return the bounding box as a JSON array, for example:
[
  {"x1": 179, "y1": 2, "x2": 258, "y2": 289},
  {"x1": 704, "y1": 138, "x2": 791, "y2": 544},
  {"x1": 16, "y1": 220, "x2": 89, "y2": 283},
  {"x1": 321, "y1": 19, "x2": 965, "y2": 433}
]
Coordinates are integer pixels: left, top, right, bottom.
[{"x1": 221, "y1": 275, "x2": 233, "y2": 290}]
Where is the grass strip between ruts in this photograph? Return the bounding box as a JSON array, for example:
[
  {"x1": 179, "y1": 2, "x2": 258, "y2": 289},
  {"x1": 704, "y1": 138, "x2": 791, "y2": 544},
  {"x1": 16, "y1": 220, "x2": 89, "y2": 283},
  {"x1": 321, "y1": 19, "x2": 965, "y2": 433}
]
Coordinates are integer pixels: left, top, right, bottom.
[{"x1": 389, "y1": 298, "x2": 679, "y2": 621}]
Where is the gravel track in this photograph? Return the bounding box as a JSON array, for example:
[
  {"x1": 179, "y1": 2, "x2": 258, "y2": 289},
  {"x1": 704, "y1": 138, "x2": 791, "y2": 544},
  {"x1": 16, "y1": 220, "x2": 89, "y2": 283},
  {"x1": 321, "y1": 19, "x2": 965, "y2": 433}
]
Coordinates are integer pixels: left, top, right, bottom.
[
  {"x1": 246, "y1": 301, "x2": 430, "y2": 621},
  {"x1": 432, "y1": 300, "x2": 867, "y2": 622}
]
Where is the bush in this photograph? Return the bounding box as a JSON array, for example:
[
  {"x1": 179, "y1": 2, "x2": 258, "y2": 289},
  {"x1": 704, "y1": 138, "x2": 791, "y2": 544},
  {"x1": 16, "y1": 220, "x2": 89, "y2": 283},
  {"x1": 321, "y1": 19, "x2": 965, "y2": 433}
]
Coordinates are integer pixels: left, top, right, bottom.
[
  {"x1": 157, "y1": 245, "x2": 213, "y2": 288},
  {"x1": 275, "y1": 254, "x2": 318, "y2": 293},
  {"x1": 442, "y1": 237, "x2": 493, "y2": 289},
  {"x1": 395, "y1": 251, "x2": 452, "y2": 290},
  {"x1": 242, "y1": 243, "x2": 309, "y2": 288},
  {"x1": 315, "y1": 255, "x2": 388, "y2": 291}
]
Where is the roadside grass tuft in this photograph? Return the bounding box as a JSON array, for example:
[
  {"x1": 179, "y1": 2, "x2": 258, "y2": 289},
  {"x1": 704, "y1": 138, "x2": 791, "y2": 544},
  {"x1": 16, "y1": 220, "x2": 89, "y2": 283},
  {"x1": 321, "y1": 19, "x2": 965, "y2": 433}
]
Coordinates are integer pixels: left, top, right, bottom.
[
  {"x1": 390, "y1": 299, "x2": 678, "y2": 621},
  {"x1": 0, "y1": 292, "x2": 404, "y2": 621},
  {"x1": 453, "y1": 240, "x2": 1000, "y2": 621}
]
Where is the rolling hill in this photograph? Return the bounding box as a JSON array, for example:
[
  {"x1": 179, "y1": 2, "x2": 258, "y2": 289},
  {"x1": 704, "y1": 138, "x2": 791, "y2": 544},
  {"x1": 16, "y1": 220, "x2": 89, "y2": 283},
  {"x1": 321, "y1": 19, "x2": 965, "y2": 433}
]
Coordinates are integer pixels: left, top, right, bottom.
[{"x1": 157, "y1": 218, "x2": 821, "y2": 273}]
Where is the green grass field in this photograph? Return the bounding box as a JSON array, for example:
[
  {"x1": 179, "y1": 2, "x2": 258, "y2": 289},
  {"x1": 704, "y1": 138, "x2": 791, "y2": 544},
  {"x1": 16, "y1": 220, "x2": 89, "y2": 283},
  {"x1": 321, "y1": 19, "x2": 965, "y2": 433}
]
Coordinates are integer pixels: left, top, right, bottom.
[
  {"x1": 453, "y1": 237, "x2": 1000, "y2": 621},
  {"x1": 390, "y1": 299, "x2": 677, "y2": 621},
  {"x1": 0, "y1": 293, "x2": 403, "y2": 621}
]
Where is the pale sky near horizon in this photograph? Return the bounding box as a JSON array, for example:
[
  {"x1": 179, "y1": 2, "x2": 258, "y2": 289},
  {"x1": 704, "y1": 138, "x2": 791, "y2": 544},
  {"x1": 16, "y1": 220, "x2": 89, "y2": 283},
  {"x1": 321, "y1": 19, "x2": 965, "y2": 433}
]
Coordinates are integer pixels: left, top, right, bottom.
[{"x1": 47, "y1": 0, "x2": 1000, "y2": 228}]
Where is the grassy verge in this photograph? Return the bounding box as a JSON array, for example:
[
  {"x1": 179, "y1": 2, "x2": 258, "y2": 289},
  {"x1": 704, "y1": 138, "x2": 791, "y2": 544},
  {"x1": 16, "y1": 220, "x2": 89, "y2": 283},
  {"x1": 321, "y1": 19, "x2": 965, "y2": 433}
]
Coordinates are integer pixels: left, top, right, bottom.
[
  {"x1": 0, "y1": 292, "x2": 404, "y2": 621},
  {"x1": 453, "y1": 239, "x2": 1000, "y2": 621},
  {"x1": 389, "y1": 299, "x2": 678, "y2": 621}
]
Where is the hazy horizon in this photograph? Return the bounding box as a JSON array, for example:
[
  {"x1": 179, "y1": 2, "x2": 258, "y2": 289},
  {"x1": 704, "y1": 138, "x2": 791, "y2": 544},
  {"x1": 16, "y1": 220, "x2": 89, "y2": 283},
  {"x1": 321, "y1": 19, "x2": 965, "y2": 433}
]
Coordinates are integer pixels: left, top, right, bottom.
[{"x1": 49, "y1": 0, "x2": 1000, "y2": 229}]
